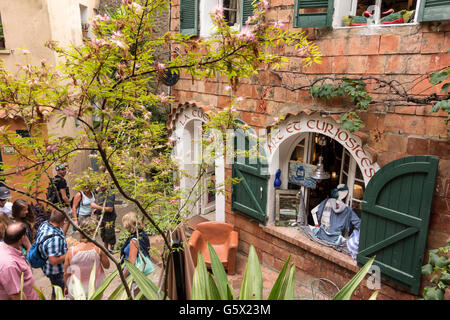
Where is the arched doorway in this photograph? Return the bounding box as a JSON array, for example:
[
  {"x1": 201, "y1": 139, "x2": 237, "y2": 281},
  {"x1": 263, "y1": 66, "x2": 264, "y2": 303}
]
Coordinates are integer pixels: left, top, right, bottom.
[{"x1": 169, "y1": 103, "x2": 226, "y2": 222}]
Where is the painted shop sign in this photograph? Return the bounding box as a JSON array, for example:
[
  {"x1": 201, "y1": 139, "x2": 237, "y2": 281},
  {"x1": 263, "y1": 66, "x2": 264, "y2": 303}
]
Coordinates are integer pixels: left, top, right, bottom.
[
  {"x1": 176, "y1": 106, "x2": 210, "y2": 128},
  {"x1": 268, "y1": 116, "x2": 379, "y2": 185}
]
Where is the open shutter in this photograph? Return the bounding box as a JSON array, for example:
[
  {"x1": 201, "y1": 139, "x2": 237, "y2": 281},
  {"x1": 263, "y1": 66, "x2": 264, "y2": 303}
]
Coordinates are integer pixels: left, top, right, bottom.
[
  {"x1": 232, "y1": 127, "x2": 268, "y2": 224},
  {"x1": 180, "y1": 0, "x2": 198, "y2": 36},
  {"x1": 357, "y1": 155, "x2": 439, "y2": 295},
  {"x1": 294, "y1": 0, "x2": 334, "y2": 28},
  {"x1": 241, "y1": 0, "x2": 258, "y2": 26},
  {"x1": 418, "y1": 0, "x2": 450, "y2": 22}
]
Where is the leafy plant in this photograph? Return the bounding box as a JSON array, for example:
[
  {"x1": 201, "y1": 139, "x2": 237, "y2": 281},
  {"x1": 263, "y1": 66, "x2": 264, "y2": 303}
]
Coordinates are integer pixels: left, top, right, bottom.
[
  {"x1": 310, "y1": 79, "x2": 372, "y2": 132},
  {"x1": 191, "y1": 243, "x2": 377, "y2": 300},
  {"x1": 429, "y1": 69, "x2": 450, "y2": 133},
  {"x1": 421, "y1": 238, "x2": 450, "y2": 300}
]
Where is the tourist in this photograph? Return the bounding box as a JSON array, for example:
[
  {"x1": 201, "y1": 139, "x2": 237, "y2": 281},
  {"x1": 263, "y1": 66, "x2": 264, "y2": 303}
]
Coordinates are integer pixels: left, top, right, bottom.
[
  {"x1": 0, "y1": 186, "x2": 13, "y2": 215},
  {"x1": 91, "y1": 183, "x2": 116, "y2": 253},
  {"x1": 0, "y1": 222, "x2": 39, "y2": 300},
  {"x1": 11, "y1": 199, "x2": 35, "y2": 248},
  {"x1": 35, "y1": 209, "x2": 67, "y2": 299},
  {"x1": 47, "y1": 164, "x2": 71, "y2": 234},
  {"x1": 72, "y1": 184, "x2": 96, "y2": 226},
  {"x1": 64, "y1": 216, "x2": 109, "y2": 299}
]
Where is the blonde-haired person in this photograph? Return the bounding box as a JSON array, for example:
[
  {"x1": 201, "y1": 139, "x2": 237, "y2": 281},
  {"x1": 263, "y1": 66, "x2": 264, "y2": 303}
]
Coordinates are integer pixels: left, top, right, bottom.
[
  {"x1": 64, "y1": 216, "x2": 109, "y2": 299},
  {"x1": 119, "y1": 212, "x2": 151, "y2": 276}
]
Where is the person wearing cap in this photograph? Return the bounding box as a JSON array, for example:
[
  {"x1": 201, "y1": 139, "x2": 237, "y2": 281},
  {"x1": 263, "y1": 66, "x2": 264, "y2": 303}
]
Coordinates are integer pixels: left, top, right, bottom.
[
  {"x1": 49, "y1": 165, "x2": 71, "y2": 234},
  {"x1": 0, "y1": 186, "x2": 13, "y2": 216}
]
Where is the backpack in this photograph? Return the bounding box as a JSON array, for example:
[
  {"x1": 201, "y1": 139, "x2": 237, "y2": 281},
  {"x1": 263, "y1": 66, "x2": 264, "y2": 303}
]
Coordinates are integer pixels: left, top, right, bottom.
[
  {"x1": 46, "y1": 177, "x2": 61, "y2": 204},
  {"x1": 26, "y1": 234, "x2": 59, "y2": 268}
]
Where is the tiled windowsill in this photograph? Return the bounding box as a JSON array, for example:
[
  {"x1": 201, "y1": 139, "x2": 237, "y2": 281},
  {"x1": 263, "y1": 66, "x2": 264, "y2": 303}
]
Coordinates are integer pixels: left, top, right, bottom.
[{"x1": 262, "y1": 225, "x2": 359, "y2": 274}]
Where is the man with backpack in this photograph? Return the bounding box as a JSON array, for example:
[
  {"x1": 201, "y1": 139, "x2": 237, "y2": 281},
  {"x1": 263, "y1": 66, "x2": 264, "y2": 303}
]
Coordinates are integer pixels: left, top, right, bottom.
[
  {"x1": 34, "y1": 209, "x2": 67, "y2": 299},
  {"x1": 47, "y1": 164, "x2": 71, "y2": 234}
]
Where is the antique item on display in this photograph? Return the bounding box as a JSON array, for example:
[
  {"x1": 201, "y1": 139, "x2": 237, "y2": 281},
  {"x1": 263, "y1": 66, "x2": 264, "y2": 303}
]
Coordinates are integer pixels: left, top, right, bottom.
[
  {"x1": 311, "y1": 155, "x2": 330, "y2": 180},
  {"x1": 274, "y1": 169, "x2": 282, "y2": 188},
  {"x1": 275, "y1": 189, "x2": 300, "y2": 226},
  {"x1": 288, "y1": 161, "x2": 317, "y2": 189}
]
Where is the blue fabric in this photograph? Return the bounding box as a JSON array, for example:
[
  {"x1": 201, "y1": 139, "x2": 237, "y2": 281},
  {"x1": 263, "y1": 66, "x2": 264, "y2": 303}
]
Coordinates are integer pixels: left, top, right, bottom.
[
  {"x1": 315, "y1": 198, "x2": 361, "y2": 245},
  {"x1": 35, "y1": 221, "x2": 67, "y2": 276},
  {"x1": 347, "y1": 229, "x2": 360, "y2": 260}
]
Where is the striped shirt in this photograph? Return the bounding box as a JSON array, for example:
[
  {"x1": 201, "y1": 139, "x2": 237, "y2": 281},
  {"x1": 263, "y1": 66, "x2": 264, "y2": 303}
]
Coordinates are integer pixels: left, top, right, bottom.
[{"x1": 35, "y1": 221, "x2": 67, "y2": 276}]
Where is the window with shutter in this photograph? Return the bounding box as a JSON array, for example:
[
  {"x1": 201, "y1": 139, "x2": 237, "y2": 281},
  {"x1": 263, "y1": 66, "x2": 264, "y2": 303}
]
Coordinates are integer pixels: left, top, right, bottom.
[
  {"x1": 180, "y1": 0, "x2": 199, "y2": 36},
  {"x1": 357, "y1": 155, "x2": 439, "y2": 295},
  {"x1": 232, "y1": 125, "x2": 269, "y2": 224},
  {"x1": 241, "y1": 0, "x2": 258, "y2": 26},
  {"x1": 0, "y1": 14, "x2": 5, "y2": 49},
  {"x1": 294, "y1": 0, "x2": 334, "y2": 28},
  {"x1": 418, "y1": 0, "x2": 450, "y2": 22}
]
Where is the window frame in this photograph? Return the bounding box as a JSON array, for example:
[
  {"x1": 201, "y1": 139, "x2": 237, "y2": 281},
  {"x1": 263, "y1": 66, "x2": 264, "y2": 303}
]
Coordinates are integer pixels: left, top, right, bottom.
[{"x1": 0, "y1": 13, "x2": 5, "y2": 50}]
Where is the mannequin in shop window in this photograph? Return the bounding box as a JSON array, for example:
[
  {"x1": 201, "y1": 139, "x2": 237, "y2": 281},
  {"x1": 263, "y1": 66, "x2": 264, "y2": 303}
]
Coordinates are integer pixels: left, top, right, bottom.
[{"x1": 310, "y1": 184, "x2": 361, "y2": 248}]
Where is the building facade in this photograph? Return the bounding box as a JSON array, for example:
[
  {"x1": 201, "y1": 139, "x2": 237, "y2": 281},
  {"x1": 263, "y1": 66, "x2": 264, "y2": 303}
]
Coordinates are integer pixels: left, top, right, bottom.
[
  {"x1": 0, "y1": 0, "x2": 100, "y2": 194},
  {"x1": 169, "y1": 0, "x2": 449, "y2": 299}
]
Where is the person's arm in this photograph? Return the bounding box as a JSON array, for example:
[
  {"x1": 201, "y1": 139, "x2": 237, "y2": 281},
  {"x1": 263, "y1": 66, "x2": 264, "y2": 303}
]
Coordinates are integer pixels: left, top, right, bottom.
[
  {"x1": 98, "y1": 247, "x2": 110, "y2": 269},
  {"x1": 71, "y1": 192, "x2": 81, "y2": 222},
  {"x1": 59, "y1": 188, "x2": 70, "y2": 205},
  {"x1": 128, "y1": 239, "x2": 138, "y2": 265},
  {"x1": 63, "y1": 248, "x2": 73, "y2": 295},
  {"x1": 22, "y1": 235, "x2": 31, "y2": 251},
  {"x1": 48, "y1": 254, "x2": 66, "y2": 266}
]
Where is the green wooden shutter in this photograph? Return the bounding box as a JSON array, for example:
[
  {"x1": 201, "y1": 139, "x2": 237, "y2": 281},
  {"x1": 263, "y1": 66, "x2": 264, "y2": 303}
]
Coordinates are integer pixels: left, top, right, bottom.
[
  {"x1": 180, "y1": 0, "x2": 198, "y2": 36},
  {"x1": 293, "y1": 0, "x2": 334, "y2": 28},
  {"x1": 418, "y1": 0, "x2": 450, "y2": 22},
  {"x1": 241, "y1": 0, "x2": 258, "y2": 26},
  {"x1": 231, "y1": 126, "x2": 268, "y2": 224},
  {"x1": 357, "y1": 155, "x2": 439, "y2": 295}
]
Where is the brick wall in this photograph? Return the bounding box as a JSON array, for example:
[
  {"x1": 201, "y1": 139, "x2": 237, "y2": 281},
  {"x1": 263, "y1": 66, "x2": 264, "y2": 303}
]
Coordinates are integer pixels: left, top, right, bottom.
[{"x1": 171, "y1": 3, "x2": 450, "y2": 299}]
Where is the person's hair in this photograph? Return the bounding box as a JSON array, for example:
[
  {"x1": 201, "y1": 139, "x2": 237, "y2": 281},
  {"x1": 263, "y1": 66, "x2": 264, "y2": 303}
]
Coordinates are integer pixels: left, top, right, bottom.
[
  {"x1": 3, "y1": 222, "x2": 26, "y2": 245},
  {"x1": 79, "y1": 217, "x2": 97, "y2": 240},
  {"x1": 49, "y1": 209, "x2": 66, "y2": 224},
  {"x1": 12, "y1": 199, "x2": 35, "y2": 223},
  {"x1": 122, "y1": 212, "x2": 144, "y2": 234},
  {"x1": 0, "y1": 212, "x2": 11, "y2": 241}
]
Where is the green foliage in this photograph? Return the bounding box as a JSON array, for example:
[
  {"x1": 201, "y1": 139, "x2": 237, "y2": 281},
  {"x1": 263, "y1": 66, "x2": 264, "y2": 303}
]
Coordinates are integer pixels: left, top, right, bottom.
[
  {"x1": 191, "y1": 244, "x2": 377, "y2": 300},
  {"x1": 310, "y1": 79, "x2": 372, "y2": 132},
  {"x1": 429, "y1": 69, "x2": 450, "y2": 133},
  {"x1": 421, "y1": 238, "x2": 450, "y2": 300}
]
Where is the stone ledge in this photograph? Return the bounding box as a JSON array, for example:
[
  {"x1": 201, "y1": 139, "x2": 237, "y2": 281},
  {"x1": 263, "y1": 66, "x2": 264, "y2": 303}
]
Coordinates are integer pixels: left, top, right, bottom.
[
  {"x1": 0, "y1": 49, "x2": 11, "y2": 55},
  {"x1": 262, "y1": 225, "x2": 359, "y2": 274}
]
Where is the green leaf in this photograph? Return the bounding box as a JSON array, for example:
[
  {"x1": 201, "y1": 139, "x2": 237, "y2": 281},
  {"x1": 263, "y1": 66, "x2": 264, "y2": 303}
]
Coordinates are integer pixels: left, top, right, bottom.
[
  {"x1": 123, "y1": 260, "x2": 159, "y2": 300},
  {"x1": 239, "y1": 245, "x2": 262, "y2": 300},
  {"x1": 191, "y1": 252, "x2": 210, "y2": 300},
  {"x1": 32, "y1": 285, "x2": 47, "y2": 300},
  {"x1": 423, "y1": 286, "x2": 445, "y2": 300},
  {"x1": 368, "y1": 290, "x2": 379, "y2": 300},
  {"x1": 107, "y1": 275, "x2": 133, "y2": 300},
  {"x1": 267, "y1": 255, "x2": 291, "y2": 300},
  {"x1": 333, "y1": 256, "x2": 375, "y2": 300},
  {"x1": 53, "y1": 284, "x2": 66, "y2": 300},
  {"x1": 422, "y1": 264, "x2": 434, "y2": 276},
  {"x1": 208, "y1": 242, "x2": 235, "y2": 300},
  {"x1": 87, "y1": 260, "x2": 97, "y2": 299},
  {"x1": 430, "y1": 70, "x2": 450, "y2": 85},
  {"x1": 89, "y1": 269, "x2": 118, "y2": 300},
  {"x1": 70, "y1": 274, "x2": 87, "y2": 300},
  {"x1": 429, "y1": 252, "x2": 447, "y2": 268}
]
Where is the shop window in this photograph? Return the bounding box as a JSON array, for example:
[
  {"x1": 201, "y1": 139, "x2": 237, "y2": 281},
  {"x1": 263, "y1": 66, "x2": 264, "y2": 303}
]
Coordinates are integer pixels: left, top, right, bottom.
[
  {"x1": 0, "y1": 14, "x2": 5, "y2": 49},
  {"x1": 284, "y1": 133, "x2": 364, "y2": 226},
  {"x1": 294, "y1": 0, "x2": 450, "y2": 28}
]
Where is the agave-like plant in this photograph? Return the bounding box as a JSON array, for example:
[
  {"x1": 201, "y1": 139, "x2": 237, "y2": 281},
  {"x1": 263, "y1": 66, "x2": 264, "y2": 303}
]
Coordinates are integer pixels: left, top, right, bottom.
[
  {"x1": 191, "y1": 243, "x2": 378, "y2": 300},
  {"x1": 32, "y1": 259, "x2": 161, "y2": 300}
]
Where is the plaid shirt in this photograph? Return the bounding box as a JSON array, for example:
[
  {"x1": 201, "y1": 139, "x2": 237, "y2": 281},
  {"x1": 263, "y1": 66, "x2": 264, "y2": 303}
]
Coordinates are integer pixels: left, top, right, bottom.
[{"x1": 35, "y1": 221, "x2": 67, "y2": 276}]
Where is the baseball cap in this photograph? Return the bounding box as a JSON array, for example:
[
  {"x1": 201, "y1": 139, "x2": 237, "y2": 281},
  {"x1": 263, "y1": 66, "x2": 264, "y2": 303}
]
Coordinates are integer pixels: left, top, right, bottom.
[
  {"x1": 0, "y1": 186, "x2": 11, "y2": 200},
  {"x1": 55, "y1": 164, "x2": 67, "y2": 171}
]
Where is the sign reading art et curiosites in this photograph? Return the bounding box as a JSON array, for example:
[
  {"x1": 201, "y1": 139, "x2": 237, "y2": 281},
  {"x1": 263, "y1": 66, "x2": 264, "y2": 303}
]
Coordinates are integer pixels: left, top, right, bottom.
[{"x1": 268, "y1": 115, "x2": 379, "y2": 185}]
